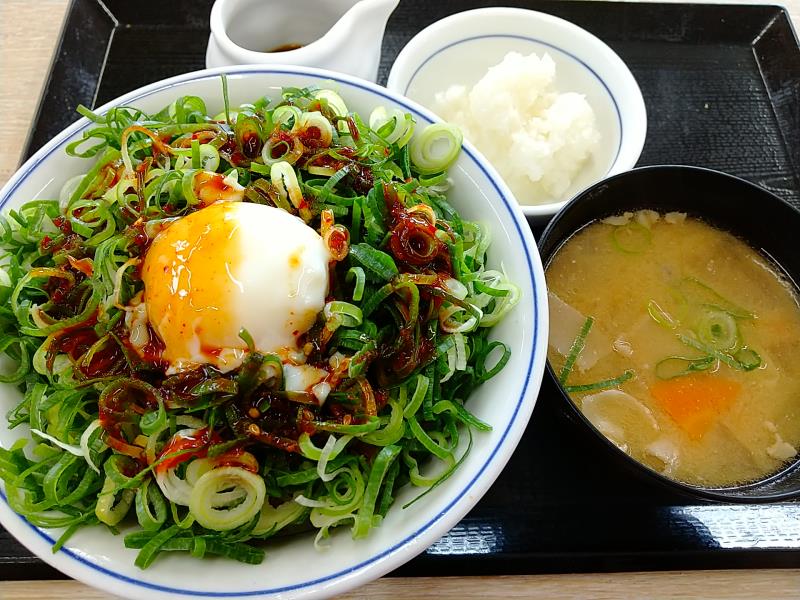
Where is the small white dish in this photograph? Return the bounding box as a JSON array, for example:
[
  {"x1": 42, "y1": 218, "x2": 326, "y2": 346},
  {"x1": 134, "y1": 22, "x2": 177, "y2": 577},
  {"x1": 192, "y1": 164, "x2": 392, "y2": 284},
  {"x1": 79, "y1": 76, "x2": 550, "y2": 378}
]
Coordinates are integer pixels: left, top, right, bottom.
[
  {"x1": 206, "y1": 0, "x2": 399, "y2": 82},
  {"x1": 0, "y1": 65, "x2": 548, "y2": 599},
  {"x1": 386, "y1": 7, "x2": 647, "y2": 220}
]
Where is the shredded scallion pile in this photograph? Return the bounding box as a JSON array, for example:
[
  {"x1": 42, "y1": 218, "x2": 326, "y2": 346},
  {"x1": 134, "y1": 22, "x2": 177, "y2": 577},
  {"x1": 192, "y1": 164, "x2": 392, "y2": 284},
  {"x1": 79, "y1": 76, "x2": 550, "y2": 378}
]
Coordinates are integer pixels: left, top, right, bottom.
[{"x1": 0, "y1": 80, "x2": 519, "y2": 567}]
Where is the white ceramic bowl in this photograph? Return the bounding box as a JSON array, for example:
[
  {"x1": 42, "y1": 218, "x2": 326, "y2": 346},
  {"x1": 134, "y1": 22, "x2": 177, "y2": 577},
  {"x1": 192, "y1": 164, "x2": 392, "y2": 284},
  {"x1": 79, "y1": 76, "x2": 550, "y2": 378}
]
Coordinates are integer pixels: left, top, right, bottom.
[
  {"x1": 0, "y1": 65, "x2": 548, "y2": 599},
  {"x1": 386, "y1": 7, "x2": 647, "y2": 220}
]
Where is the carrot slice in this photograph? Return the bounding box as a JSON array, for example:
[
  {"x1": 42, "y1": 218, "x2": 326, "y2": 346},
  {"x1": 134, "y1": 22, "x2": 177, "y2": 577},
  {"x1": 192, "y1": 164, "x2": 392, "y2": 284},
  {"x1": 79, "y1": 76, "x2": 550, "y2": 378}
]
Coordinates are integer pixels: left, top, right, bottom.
[{"x1": 650, "y1": 373, "x2": 740, "y2": 440}]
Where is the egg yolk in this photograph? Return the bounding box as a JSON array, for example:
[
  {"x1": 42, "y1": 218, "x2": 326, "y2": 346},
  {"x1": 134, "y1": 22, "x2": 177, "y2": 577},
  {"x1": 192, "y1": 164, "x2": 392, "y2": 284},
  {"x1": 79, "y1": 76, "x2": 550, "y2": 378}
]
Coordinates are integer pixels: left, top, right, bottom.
[{"x1": 141, "y1": 202, "x2": 329, "y2": 373}]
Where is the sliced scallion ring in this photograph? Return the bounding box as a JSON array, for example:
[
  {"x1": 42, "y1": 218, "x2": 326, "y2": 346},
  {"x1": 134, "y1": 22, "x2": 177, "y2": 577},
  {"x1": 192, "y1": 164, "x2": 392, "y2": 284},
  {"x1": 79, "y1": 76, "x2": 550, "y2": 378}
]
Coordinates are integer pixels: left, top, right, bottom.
[
  {"x1": 295, "y1": 111, "x2": 333, "y2": 147},
  {"x1": 313, "y1": 89, "x2": 348, "y2": 117},
  {"x1": 95, "y1": 476, "x2": 135, "y2": 526},
  {"x1": 324, "y1": 301, "x2": 363, "y2": 327},
  {"x1": 270, "y1": 161, "x2": 309, "y2": 220},
  {"x1": 369, "y1": 106, "x2": 414, "y2": 146},
  {"x1": 188, "y1": 466, "x2": 266, "y2": 531},
  {"x1": 696, "y1": 307, "x2": 738, "y2": 351},
  {"x1": 273, "y1": 105, "x2": 302, "y2": 129},
  {"x1": 197, "y1": 144, "x2": 220, "y2": 171},
  {"x1": 313, "y1": 89, "x2": 350, "y2": 135},
  {"x1": 261, "y1": 137, "x2": 303, "y2": 166},
  {"x1": 647, "y1": 300, "x2": 679, "y2": 330},
  {"x1": 409, "y1": 123, "x2": 463, "y2": 175},
  {"x1": 611, "y1": 222, "x2": 652, "y2": 253}
]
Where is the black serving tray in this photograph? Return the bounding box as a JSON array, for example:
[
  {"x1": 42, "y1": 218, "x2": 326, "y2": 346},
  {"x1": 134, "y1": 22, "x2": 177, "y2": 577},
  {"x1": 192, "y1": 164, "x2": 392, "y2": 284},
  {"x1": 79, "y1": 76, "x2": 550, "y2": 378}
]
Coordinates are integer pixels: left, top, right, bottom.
[{"x1": 7, "y1": 0, "x2": 800, "y2": 582}]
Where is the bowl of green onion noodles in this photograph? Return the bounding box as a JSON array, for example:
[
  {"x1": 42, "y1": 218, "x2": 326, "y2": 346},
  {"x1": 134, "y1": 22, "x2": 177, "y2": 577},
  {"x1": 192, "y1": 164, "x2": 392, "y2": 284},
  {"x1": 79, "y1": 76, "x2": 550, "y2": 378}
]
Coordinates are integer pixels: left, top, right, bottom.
[{"x1": 0, "y1": 65, "x2": 547, "y2": 599}]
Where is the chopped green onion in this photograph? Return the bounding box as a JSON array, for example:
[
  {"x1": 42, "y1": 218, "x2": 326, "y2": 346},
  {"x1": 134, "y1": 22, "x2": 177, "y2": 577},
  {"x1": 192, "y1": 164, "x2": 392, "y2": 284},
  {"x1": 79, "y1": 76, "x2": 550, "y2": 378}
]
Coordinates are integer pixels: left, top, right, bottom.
[
  {"x1": 733, "y1": 347, "x2": 761, "y2": 371},
  {"x1": 95, "y1": 476, "x2": 135, "y2": 526},
  {"x1": 135, "y1": 477, "x2": 167, "y2": 531},
  {"x1": 647, "y1": 300, "x2": 678, "y2": 330},
  {"x1": 188, "y1": 467, "x2": 266, "y2": 531},
  {"x1": 252, "y1": 494, "x2": 308, "y2": 536},
  {"x1": 324, "y1": 301, "x2": 362, "y2": 328},
  {"x1": 346, "y1": 267, "x2": 366, "y2": 301},
  {"x1": 676, "y1": 333, "x2": 755, "y2": 371},
  {"x1": 235, "y1": 114, "x2": 264, "y2": 159},
  {"x1": 563, "y1": 370, "x2": 635, "y2": 393},
  {"x1": 696, "y1": 307, "x2": 738, "y2": 351},
  {"x1": 349, "y1": 243, "x2": 399, "y2": 282},
  {"x1": 352, "y1": 445, "x2": 401, "y2": 539},
  {"x1": 655, "y1": 356, "x2": 715, "y2": 379},
  {"x1": 362, "y1": 399, "x2": 405, "y2": 446},
  {"x1": 409, "y1": 123, "x2": 463, "y2": 175},
  {"x1": 677, "y1": 277, "x2": 755, "y2": 319},
  {"x1": 559, "y1": 316, "x2": 594, "y2": 384},
  {"x1": 191, "y1": 139, "x2": 201, "y2": 169},
  {"x1": 198, "y1": 144, "x2": 220, "y2": 171},
  {"x1": 369, "y1": 107, "x2": 414, "y2": 146},
  {"x1": 403, "y1": 374, "x2": 429, "y2": 418},
  {"x1": 611, "y1": 222, "x2": 652, "y2": 253},
  {"x1": 221, "y1": 74, "x2": 231, "y2": 126},
  {"x1": 432, "y1": 400, "x2": 491, "y2": 432}
]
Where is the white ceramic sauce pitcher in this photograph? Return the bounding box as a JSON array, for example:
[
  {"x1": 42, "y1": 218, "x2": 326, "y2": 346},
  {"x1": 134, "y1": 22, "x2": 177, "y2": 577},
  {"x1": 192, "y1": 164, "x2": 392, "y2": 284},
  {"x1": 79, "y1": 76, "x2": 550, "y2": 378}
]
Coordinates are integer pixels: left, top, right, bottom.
[{"x1": 206, "y1": 0, "x2": 399, "y2": 82}]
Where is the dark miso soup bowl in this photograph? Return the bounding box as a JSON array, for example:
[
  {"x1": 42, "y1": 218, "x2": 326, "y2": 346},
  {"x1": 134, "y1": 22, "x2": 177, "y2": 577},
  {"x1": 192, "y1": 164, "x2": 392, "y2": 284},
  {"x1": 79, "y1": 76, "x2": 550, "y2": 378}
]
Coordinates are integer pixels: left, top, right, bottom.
[{"x1": 539, "y1": 165, "x2": 800, "y2": 503}]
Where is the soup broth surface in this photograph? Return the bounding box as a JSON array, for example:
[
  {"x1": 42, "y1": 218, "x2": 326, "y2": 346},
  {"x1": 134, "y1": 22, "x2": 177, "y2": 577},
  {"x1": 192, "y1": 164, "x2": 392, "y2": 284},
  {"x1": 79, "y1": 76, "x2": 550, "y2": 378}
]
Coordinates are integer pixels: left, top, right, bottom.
[{"x1": 546, "y1": 211, "x2": 800, "y2": 487}]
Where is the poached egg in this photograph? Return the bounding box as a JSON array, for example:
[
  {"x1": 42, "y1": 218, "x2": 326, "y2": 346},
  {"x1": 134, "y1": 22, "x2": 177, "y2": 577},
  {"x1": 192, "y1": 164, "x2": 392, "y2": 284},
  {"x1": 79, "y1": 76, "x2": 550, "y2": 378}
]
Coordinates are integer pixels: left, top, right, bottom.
[{"x1": 140, "y1": 202, "x2": 330, "y2": 373}]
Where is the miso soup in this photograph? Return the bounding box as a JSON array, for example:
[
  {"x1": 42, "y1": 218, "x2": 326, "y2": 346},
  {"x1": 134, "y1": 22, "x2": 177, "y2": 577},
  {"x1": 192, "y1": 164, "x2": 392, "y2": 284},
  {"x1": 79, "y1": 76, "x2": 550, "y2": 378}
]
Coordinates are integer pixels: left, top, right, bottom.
[{"x1": 546, "y1": 210, "x2": 800, "y2": 487}]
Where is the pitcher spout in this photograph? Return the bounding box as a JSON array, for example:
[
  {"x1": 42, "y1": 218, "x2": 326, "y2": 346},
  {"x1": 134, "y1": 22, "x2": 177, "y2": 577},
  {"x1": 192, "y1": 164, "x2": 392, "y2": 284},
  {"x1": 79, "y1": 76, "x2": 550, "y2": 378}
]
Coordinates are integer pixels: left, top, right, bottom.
[
  {"x1": 329, "y1": 0, "x2": 400, "y2": 40},
  {"x1": 321, "y1": 0, "x2": 399, "y2": 82}
]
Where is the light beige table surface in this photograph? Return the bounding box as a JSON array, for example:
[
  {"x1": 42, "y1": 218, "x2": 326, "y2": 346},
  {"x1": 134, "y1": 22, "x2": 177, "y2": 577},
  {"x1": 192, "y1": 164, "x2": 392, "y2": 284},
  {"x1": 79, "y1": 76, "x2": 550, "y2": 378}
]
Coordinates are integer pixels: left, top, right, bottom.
[{"x1": 2, "y1": 1, "x2": 800, "y2": 598}]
